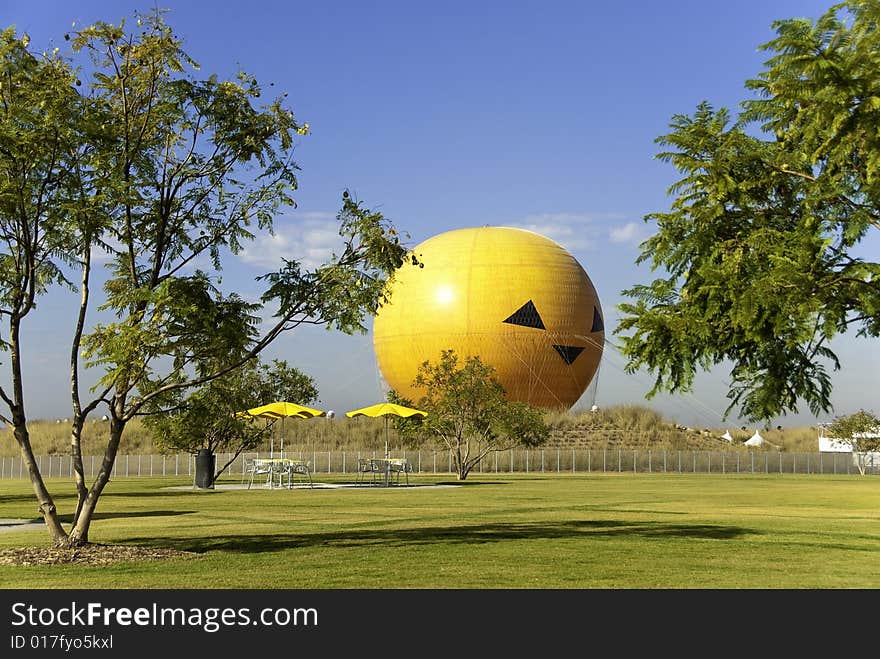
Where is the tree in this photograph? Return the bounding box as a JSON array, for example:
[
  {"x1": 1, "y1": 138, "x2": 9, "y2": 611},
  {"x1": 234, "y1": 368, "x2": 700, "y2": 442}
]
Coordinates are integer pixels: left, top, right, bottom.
[
  {"x1": 143, "y1": 358, "x2": 319, "y2": 486},
  {"x1": 0, "y1": 11, "x2": 413, "y2": 547},
  {"x1": 615, "y1": 0, "x2": 880, "y2": 423},
  {"x1": 402, "y1": 349, "x2": 549, "y2": 480},
  {"x1": 826, "y1": 409, "x2": 880, "y2": 476},
  {"x1": 0, "y1": 27, "x2": 95, "y2": 540}
]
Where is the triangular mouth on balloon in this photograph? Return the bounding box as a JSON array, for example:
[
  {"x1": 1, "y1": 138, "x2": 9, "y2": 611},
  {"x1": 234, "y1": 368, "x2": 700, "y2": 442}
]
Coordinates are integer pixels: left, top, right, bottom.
[{"x1": 552, "y1": 345, "x2": 584, "y2": 364}]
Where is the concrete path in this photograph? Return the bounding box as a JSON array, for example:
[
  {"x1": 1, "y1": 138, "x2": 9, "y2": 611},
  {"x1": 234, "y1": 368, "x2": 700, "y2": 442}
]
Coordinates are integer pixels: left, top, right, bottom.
[{"x1": 0, "y1": 518, "x2": 44, "y2": 533}]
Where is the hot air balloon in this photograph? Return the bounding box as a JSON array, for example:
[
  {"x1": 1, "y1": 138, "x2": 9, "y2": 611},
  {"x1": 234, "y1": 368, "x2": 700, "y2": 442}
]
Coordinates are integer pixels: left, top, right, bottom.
[{"x1": 372, "y1": 226, "x2": 604, "y2": 410}]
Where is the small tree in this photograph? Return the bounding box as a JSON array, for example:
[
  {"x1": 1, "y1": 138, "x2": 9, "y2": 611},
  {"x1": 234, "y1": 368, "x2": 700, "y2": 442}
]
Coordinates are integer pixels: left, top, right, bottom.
[
  {"x1": 404, "y1": 349, "x2": 549, "y2": 480},
  {"x1": 826, "y1": 410, "x2": 880, "y2": 476},
  {"x1": 143, "y1": 358, "x2": 318, "y2": 485}
]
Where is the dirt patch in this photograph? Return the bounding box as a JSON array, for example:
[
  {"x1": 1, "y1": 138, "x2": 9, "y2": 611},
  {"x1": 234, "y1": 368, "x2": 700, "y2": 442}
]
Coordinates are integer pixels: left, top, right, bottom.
[{"x1": 0, "y1": 544, "x2": 199, "y2": 566}]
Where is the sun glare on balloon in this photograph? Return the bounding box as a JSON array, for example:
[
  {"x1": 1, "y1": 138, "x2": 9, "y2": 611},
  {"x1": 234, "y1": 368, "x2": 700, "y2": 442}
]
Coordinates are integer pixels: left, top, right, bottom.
[{"x1": 435, "y1": 284, "x2": 455, "y2": 306}]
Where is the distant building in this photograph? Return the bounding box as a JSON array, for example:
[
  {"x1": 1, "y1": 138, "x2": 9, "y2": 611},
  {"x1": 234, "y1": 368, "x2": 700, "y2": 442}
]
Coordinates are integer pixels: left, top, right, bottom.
[{"x1": 817, "y1": 423, "x2": 880, "y2": 473}]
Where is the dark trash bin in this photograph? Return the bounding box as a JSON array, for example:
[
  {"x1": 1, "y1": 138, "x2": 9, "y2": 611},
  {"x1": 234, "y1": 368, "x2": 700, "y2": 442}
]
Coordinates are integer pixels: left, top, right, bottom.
[{"x1": 195, "y1": 449, "x2": 215, "y2": 489}]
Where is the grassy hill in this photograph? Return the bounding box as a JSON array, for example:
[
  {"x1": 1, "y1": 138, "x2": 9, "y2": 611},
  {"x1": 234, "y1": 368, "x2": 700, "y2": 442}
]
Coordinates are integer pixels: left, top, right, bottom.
[{"x1": 0, "y1": 404, "x2": 820, "y2": 457}]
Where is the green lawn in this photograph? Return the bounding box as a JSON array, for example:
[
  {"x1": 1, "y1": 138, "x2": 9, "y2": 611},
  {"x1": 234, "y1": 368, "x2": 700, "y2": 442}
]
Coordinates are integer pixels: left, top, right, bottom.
[{"x1": 1, "y1": 473, "x2": 878, "y2": 588}]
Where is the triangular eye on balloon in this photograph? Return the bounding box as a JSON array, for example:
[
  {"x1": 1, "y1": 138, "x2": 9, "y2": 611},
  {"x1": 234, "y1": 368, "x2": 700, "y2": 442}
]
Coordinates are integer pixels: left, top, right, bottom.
[
  {"x1": 591, "y1": 307, "x2": 604, "y2": 333},
  {"x1": 502, "y1": 300, "x2": 545, "y2": 330}
]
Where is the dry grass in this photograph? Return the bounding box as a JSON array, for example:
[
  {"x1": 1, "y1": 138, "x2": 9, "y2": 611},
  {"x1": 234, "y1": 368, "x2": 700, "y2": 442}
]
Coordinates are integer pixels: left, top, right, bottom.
[{"x1": 0, "y1": 404, "x2": 822, "y2": 457}]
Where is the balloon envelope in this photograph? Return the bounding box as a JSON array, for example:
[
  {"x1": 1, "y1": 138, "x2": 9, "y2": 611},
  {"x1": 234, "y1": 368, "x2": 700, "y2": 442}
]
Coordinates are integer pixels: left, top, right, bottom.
[{"x1": 373, "y1": 226, "x2": 604, "y2": 410}]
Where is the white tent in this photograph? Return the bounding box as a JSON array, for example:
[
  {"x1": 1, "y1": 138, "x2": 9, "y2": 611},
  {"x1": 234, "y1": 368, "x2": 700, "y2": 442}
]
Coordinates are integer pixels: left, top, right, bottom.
[
  {"x1": 720, "y1": 430, "x2": 733, "y2": 442},
  {"x1": 744, "y1": 430, "x2": 764, "y2": 447}
]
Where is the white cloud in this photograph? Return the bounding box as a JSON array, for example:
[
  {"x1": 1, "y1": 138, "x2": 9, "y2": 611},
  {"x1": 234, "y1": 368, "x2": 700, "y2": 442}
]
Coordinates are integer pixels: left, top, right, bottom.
[
  {"x1": 237, "y1": 211, "x2": 341, "y2": 270},
  {"x1": 508, "y1": 212, "x2": 627, "y2": 252},
  {"x1": 512, "y1": 214, "x2": 593, "y2": 251},
  {"x1": 609, "y1": 221, "x2": 648, "y2": 245}
]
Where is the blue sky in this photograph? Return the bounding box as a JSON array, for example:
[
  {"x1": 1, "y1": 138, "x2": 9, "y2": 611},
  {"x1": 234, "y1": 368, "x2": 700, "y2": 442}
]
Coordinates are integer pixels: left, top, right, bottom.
[{"x1": 4, "y1": 0, "x2": 878, "y2": 430}]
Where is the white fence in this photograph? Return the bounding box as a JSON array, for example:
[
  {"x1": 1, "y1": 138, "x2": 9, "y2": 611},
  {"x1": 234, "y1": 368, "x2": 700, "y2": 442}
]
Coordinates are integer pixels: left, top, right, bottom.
[{"x1": 0, "y1": 448, "x2": 876, "y2": 479}]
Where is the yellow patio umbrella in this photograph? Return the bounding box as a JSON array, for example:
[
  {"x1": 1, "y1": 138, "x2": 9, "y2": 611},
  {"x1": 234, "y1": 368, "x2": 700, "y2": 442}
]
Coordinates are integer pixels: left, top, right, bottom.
[
  {"x1": 345, "y1": 402, "x2": 427, "y2": 458},
  {"x1": 239, "y1": 401, "x2": 326, "y2": 457}
]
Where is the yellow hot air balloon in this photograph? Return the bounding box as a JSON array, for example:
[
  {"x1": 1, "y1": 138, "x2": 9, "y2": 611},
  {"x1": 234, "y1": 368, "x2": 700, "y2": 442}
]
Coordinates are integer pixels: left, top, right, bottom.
[{"x1": 373, "y1": 226, "x2": 604, "y2": 410}]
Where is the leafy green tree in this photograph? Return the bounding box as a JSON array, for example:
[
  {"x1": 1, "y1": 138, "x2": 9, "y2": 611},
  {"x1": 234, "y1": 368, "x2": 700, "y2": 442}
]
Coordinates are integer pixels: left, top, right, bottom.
[
  {"x1": 402, "y1": 349, "x2": 549, "y2": 480},
  {"x1": 0, "y1": 11, "x2": 413, "y2": 548},
  {"x1": 826, "y1": 409, "x2": 880, "y2": 475},
  {"x1": 0, "y1": 27, "x2": 96, "y2": 539},
  {"x1": 616, "y1": 0, "x2": 880, "y2": 423},
  {"x1": 143, "y1": 359, "x2": 319, "y2": 485}
]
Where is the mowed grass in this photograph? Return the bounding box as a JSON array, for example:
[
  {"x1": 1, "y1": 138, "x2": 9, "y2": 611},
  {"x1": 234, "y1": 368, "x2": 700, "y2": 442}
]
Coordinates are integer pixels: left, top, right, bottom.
[{"x1": 1, "y1": 473, "x2": 878, "y2": 589}]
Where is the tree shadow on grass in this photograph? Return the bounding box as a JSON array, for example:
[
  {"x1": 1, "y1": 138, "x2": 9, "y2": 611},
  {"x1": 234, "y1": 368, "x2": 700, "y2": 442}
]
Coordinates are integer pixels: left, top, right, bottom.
[
  {"x1": 1, "y1": 510, "x2": 196, "y2": 528},
  {"x1": 123, "y1": 519, "x2": 750, "y2": 555},
  {"x1": 57, "y1": 510, "x2": 196, "y2": 524},
  {"x1": 2, "y1": 490, "x2": 211, "y2": 506},
  {"x1": 102, "y1": 490, "x2": 217, "y2": 499},
  {"x1": 433, "y1": 480, "x2": 508, "y2": 487}
]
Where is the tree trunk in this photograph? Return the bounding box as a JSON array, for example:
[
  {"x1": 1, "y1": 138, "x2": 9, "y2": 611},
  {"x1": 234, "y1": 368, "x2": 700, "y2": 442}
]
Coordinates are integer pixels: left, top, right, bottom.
[
  {"x1": 70, "y1": 418, "x2": 89, "y2": 532},
  {"x1": 14, "y1": 423, "x2": 68, "y2": 545},
  {"x1": 64, "y1": 414, "x2": 127, "y2": 547}
]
